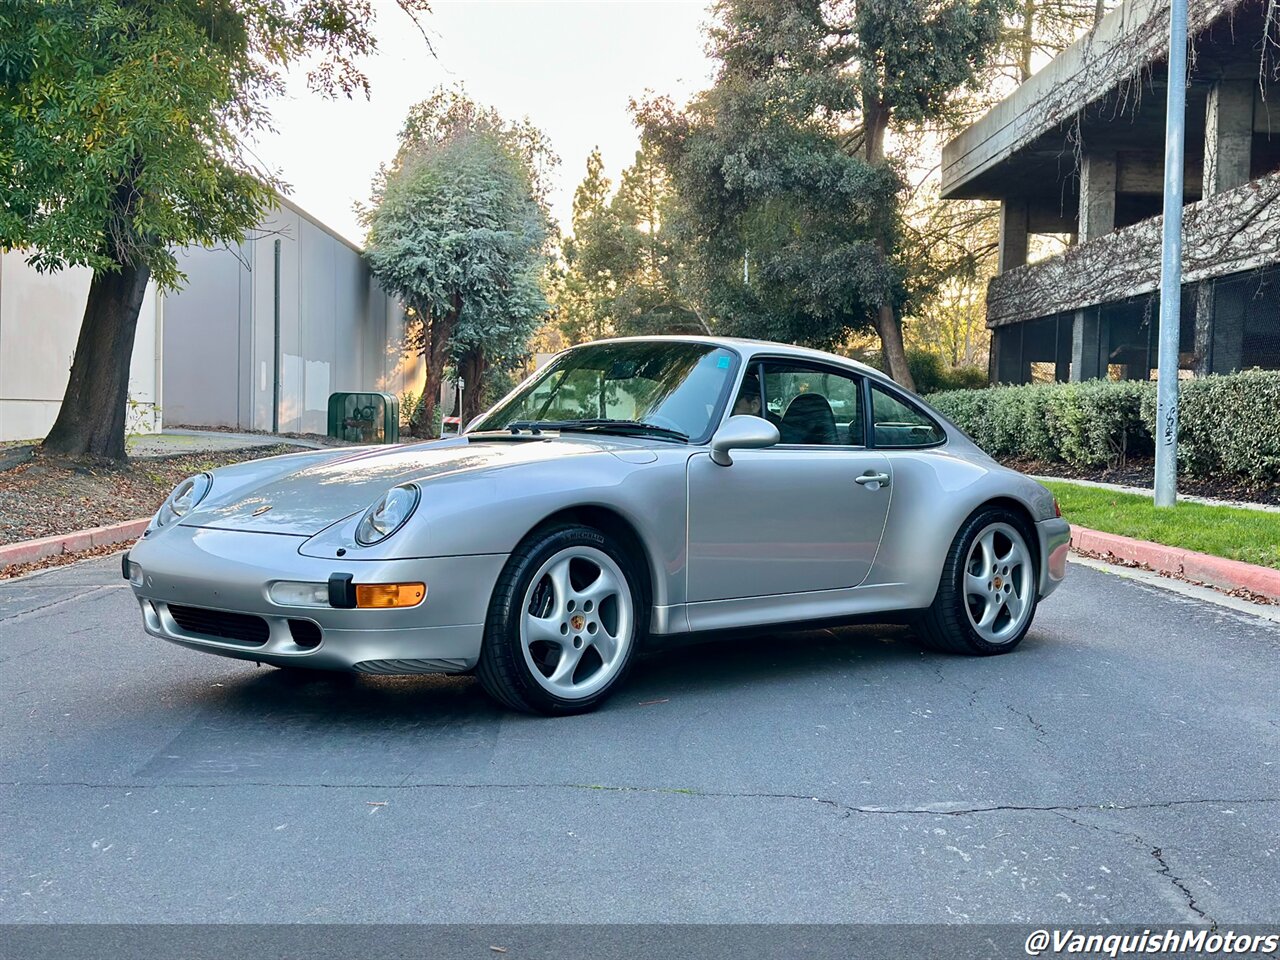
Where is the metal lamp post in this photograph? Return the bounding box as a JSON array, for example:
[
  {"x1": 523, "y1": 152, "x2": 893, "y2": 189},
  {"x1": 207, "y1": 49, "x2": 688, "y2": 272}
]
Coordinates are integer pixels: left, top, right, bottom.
[{"x1": 1154, "y1": 0, "x2": 1188, "y2": 508}]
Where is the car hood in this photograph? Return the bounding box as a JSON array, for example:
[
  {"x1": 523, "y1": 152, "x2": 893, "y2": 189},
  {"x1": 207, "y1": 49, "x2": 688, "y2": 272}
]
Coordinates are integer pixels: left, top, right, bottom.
[{"x1": 184, "y1": 435, "x2": 639, "y2": 536}]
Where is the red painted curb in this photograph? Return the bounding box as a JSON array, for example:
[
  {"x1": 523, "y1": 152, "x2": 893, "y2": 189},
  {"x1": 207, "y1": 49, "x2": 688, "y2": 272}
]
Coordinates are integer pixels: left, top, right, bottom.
[
  {"x1": 1070, "y1": 524, "x2": 1280, "y2": 600},
  {"x1": 0, "y1": 518, "x2": 150, "y2": 570}
]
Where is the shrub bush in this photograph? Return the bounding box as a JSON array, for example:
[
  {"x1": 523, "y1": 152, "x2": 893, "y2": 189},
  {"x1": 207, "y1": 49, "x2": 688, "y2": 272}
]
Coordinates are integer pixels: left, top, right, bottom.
[
  {"x1": 1141, "y1": 370, "x2": 1280, "y2": 486},
  {"x1": 931, "y1": 369, "x2": 1280, "y2": 486}
]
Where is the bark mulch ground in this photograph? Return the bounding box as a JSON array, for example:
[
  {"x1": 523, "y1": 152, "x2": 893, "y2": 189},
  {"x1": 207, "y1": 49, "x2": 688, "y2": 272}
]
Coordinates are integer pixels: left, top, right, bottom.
[
  {"x1": 0, "y1": 445, "x2": 300, "y2": 547},
  {"x1": 1000, "y1": 456, "x2": 1280, "y2": 506}
]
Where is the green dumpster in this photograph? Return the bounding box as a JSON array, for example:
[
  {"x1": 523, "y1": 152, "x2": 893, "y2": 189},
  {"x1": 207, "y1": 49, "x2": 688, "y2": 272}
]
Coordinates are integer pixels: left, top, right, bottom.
[{"x1": 327, "y1": 392, "x2": 400, "y2": 444}]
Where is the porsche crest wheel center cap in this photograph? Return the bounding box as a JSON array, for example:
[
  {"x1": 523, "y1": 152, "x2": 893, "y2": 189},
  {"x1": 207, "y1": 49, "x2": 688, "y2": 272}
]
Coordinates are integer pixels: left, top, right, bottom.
[
  {"x1": 993, "y1": 576, "x2": 1003, "y2": 590},
  {"x1": 570, "y1": 615, "x2": 585, "y2": 632}
]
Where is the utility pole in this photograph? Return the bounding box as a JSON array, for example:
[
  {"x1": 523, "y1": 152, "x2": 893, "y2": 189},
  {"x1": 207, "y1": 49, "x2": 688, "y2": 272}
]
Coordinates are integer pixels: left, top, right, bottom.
[{"x1": 1154, "y1": 0, "x2": 1187, "y2": 508}]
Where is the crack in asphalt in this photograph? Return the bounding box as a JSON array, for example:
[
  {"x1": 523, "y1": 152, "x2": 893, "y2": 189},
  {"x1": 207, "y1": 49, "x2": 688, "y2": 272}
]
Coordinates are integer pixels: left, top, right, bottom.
[
  {"x1": 2, "y1": 776, "x2": 1258, "y2": 925},
  {"x1": 2, "y1": 779, "x2": 1275, "y2": 820},
  {"x1": 0, "y1": 777, "x2": 1263, "y2": 921},
  {"x1": 0, "y1": 585, "x2": 118, "y2": 624},
  {"x1": 1047, "y1": 809, "x2": 1218, "y2": 928},
  {"x1": 1006, "y1": 704, "x2": 1048, "y2": 740},
  {"x1": 1150, "y1": 845, "x2": 1212, "y2": 926}
]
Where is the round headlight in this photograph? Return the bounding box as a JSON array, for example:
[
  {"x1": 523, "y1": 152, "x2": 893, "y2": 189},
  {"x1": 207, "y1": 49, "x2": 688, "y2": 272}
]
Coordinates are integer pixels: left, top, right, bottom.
[
  {"x1": 154, "y1": 473, "x2": 213, "y2": 528},
  {"x1": 355, "y1": 484, "x2": 420, "y2": 546}
]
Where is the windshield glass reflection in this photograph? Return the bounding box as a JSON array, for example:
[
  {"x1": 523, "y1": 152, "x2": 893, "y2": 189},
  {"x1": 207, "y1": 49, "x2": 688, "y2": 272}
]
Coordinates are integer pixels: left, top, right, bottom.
[{"x1": 471, "y1": 341, "x2": 737, "y2": 442}]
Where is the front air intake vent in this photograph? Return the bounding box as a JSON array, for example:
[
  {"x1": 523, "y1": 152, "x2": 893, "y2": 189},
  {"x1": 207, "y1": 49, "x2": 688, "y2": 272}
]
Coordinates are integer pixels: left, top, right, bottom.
[
  {"x1": 287, "y1": 619, "x2": 322, "y2": 648},
  {"x1": 168, "y1": 605, "x2": 270, "y2": 646}
]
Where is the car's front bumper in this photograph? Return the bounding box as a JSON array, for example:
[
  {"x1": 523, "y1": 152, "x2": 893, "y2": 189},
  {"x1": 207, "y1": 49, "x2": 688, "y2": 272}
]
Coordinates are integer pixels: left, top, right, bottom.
[
  {"x1": 127, "y1": 525, "x2": 507, "y2": 674},
  {"x1": 1035, "y1": 516, "x2": 1071, "y2": 599}
]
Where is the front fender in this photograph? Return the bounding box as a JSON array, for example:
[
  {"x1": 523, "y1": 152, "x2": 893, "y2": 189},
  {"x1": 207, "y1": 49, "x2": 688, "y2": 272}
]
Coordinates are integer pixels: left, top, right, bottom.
[{"x1": 299, "y1": 449, "x2": 692, "y2": 610}]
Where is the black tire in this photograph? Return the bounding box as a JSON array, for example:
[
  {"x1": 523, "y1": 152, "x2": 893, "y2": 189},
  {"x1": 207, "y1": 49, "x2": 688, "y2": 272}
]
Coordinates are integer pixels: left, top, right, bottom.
[
  {"x1": 477, "y1": 524, "x2": 646, "y2": 715},
  {"x1": 914, "y1": 507, "x2": 1039, "y2": 655}
]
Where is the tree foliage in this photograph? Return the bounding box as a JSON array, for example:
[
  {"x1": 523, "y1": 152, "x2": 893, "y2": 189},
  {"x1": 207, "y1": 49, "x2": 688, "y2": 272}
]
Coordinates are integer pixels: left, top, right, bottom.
[
  {"x1": 0, "y1": 0, "x2": 430, "y2": 459},
  {"x1": 637, "y1": 0, "x2": 1011, "y2": 388},
  {"x1": 0, "y1": 0, "x2": 429, "y2": 286},
  {"x1": 897, "y1": 0, "x2": 1118, "y2": 377},
  {"x1": 556, "y1": 143, "x2": 701, "y2": 346},
  {"x1": 362, "y1": 89, "x2": 554, "y2": 433}
]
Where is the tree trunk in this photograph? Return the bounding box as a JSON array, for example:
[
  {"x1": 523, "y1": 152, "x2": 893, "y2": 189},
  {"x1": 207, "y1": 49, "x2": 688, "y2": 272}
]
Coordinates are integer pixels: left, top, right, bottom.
[
  {"x1": 1019, "y1": 0, "x2": 1036, "y2": 83},
  {"x1": 42, "y1": 263, "x2": 151, "y2": 461},
  {"x1": 861, "y1": 100, "x2": 915, "y2": 391},
  {"x1": 420, "y1": 316, "x2": 447, "y2": 439},
  {"x1": 418, "y1": 291, "x2": 460, "y2": 438},
  {"x1": 873, "y1": 302, "x2": 915, "y2": 392},
  {"x1": 458, "y1": 348, "x2": 487, "y2": 427}
]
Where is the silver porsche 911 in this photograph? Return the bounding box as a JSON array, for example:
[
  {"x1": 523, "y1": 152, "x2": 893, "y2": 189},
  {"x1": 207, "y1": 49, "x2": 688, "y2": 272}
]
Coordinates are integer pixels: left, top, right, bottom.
[{"x1": 126, "y1": 336, "x2": 1070, "y2": 715}]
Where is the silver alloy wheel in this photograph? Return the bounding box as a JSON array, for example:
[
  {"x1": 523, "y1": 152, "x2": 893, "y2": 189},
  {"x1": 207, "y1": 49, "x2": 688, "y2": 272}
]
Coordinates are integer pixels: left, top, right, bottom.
[
  {"x1": 963, "y1": 521, "x2": 1035, "y2": 645},
  {"x1": 519, "y1": 545, "x2": 634, "y2": 700}
]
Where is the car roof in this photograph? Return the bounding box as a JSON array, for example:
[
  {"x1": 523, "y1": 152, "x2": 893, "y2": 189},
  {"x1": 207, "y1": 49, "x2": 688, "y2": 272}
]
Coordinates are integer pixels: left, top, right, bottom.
[{"x1": 562, "y1": 335, "x2": 887, "y2": 380}]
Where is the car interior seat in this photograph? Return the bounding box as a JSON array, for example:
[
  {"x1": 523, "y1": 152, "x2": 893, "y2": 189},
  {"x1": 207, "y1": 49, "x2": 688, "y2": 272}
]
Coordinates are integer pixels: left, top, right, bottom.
[{"x1": 780, "y1": 393, "x2": 838, "y2": 445}]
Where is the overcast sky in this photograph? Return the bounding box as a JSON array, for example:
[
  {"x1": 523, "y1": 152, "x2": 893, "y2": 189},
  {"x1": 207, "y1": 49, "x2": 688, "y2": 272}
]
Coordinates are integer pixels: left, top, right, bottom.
[{"x1": 251, "y1": 0, "x2": 717, "y2": 247}]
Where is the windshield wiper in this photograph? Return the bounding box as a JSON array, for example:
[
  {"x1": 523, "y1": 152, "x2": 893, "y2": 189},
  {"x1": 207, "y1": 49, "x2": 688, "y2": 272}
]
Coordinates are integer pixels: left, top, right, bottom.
[{"x1": 506, "y1": 419, "x2": 689, "y2": 442}]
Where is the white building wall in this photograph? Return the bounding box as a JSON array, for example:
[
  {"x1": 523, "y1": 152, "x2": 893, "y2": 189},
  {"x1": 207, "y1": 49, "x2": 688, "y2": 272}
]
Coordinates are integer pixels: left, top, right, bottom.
[
  {"x1": 0, "y1": 250, "x2": 161, "y2": 442},
  {"x1": 0, "y1": 198, "x2": 419, "y2": 444}
]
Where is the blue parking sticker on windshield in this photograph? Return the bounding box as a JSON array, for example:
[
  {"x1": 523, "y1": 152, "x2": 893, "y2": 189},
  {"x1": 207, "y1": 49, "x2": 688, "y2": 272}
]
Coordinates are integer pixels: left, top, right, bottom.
[{"x1": 717, "y1": 356, "x2": 731, "y2": 368}]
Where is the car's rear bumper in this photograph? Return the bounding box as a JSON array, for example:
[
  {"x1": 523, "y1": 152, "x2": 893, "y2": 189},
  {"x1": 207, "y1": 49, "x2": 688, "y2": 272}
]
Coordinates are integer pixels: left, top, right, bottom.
[
  {"x1": 1035, "y1": 517, "x2": 1071, "y2": 599},
  {"x1": 127, "y1": 525, "x2": 506, "y2": 673}
]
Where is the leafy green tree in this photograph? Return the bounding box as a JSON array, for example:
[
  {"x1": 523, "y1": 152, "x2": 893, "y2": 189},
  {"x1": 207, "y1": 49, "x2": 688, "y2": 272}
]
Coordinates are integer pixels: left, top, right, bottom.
[
  {"x1": 557, "y1": 143, "x2": 701, "y2": 346},
  {"x1": 639, "y1": 0, "x2": 1011, "y2": 389},
  {"x1": 609, "y1": 142, "x2": 704, "y2": 336},
  {"x1": 362, "y1": 90, "x2": 553, "y2": 434},
  {"x1": 0, "y1": 0, "x2": 429, "y2": 459},
  {"x1": 558, "y1": 149, "x2": 622, "y2": 344}
]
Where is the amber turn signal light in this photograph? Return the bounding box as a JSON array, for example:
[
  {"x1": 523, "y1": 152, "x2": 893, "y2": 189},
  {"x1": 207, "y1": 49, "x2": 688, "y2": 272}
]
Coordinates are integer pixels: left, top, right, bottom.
[{"x1": 354, "y1": 582, "x2": 426, "y2": 608}]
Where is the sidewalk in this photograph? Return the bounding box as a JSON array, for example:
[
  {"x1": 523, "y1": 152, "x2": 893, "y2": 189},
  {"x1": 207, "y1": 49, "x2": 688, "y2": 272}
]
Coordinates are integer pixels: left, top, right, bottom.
[
  {"x1": 127, "y1": 428, "x2": 331, "y2": 457},
  {"x1": 1, "y1": 429, "x2": 332, "y2": 470}
]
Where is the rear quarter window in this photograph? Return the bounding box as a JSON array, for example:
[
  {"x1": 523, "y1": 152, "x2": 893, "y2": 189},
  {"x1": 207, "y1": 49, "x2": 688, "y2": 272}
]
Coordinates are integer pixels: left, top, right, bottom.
[{"x1": 870, "y1": 383, "x2": 946, "y2": 447}]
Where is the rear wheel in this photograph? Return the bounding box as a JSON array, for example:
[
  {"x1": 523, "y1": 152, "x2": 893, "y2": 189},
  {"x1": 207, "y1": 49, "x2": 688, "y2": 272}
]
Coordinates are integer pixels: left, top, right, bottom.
[
  {"x1": 915, "y1": 508, "x2": 1038, "y2": 655},
  {"x1": 477, "y1": 524, "x2": 643, "y2": 715}
]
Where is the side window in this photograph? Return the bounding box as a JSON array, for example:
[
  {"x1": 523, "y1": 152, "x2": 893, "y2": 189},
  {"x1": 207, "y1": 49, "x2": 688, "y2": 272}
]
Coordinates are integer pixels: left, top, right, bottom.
[
  {"x1": 760, "y1": 362, "x2": 864, "y2": 446},
  {"x1": 870, "y1": 383, "x2": 945, "y2": 447}
]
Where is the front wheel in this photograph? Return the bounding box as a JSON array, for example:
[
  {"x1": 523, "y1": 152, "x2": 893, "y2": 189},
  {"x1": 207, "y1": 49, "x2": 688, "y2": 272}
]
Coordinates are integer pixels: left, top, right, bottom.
[
  {"x1": 477, "y1": 525, "x2": 644, "y2": 715},
  {"x1": 914, "y1": 508, "x2": 1039, "y2": 655}
]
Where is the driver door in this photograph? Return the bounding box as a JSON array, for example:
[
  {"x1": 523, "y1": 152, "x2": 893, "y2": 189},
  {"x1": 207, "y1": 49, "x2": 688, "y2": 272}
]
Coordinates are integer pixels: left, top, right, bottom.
[{"x1": 685, "y1": 360, "x2": 893, "y2": 603}]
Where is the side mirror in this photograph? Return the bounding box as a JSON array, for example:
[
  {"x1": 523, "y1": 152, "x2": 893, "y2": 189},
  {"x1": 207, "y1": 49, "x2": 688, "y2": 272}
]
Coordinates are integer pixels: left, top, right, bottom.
[{"x1": 710, "y1": 415, "x2": 780, "y2": 466}]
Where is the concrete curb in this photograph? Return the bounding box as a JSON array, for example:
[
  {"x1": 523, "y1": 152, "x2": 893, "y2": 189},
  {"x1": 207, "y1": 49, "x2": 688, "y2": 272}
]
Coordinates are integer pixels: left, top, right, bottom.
[
  {"x1": 1070, "y1": 524, "x2": 1280, "y2": 601},
  {"x1": 0, "y1": 518, "x2": 149, "y2": 570}
]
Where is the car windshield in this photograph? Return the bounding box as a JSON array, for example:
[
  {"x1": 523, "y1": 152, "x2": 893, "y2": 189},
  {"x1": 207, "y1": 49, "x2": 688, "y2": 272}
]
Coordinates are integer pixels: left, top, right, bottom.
[{"x1": 470, "y1": 341, "x2": 738, "y2": 443}]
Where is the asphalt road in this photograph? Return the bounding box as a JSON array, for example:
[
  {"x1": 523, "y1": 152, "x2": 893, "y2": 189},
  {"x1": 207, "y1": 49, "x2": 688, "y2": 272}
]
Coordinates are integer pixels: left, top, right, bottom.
[{"x1": 1, "y1": 555, "x2": 1278, "y2": 929}]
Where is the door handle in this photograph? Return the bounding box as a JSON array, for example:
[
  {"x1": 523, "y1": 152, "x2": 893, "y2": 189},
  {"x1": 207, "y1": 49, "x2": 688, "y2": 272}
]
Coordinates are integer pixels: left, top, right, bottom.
[{"x1": 855, "y1": 472, "x2": 891, "y2": 487}]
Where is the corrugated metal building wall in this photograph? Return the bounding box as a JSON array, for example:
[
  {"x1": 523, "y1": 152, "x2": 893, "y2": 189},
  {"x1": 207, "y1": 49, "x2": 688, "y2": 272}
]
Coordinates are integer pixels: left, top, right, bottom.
[{"x1": 162, "y1": 199, "x2": 424, "y2": 434}]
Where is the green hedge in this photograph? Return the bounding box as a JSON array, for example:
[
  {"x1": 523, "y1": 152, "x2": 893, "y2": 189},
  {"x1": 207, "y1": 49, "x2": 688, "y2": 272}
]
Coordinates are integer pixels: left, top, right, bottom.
[{"x1": 930, "y1": 369, "x2": 1280, "y2": 486}]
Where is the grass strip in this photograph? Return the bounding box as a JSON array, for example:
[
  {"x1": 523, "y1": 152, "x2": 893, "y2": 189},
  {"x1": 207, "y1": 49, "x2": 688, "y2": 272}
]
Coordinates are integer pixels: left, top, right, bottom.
[{"x1": 1044, "y1": 480, "x2": 1280, "y2": 570}]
